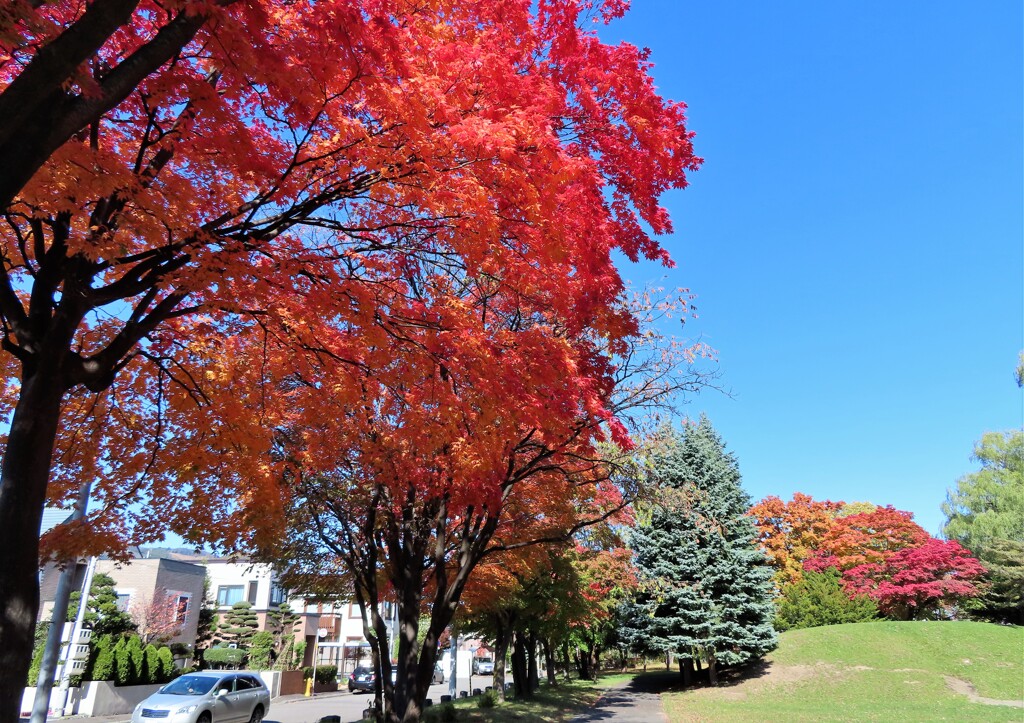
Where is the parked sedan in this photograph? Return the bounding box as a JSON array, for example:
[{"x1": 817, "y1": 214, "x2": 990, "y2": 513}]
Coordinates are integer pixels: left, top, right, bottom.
[
  {"x1": 431, "y1": 664, "x2": 444, "y2": 684},
  {"x1": 131, "y1": 671, "x2": 270, "y2": 723}
]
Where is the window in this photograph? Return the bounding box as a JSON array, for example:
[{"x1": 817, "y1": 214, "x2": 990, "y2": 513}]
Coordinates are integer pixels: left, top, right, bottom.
[
  {"x1": 173, "y1": 593, "x2": 191, "y2": 623},
  {"x1": 115, "y1": 593, "x2": 132, "y2": 612},
  {"x1": 235, "y1": 676, "x2": 256, "y2": 690},
  {"x1": 247, "y1": 581, "x2": 259, "y2": 605},
  {"x1": 216, "y1": 585, "x2": 244, "y2": 606},
  {"x1": 270, "y1": 584, "x2": 287, "y2": 607}
]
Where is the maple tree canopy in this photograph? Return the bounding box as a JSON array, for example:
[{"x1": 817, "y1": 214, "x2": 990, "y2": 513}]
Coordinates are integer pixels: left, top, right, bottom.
[{"x1": 0, "y1": 1, "x2": 703, "y2": 719}]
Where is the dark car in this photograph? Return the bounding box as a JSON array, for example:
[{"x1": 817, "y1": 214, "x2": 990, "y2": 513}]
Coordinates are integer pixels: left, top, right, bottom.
[{"x1": 348, "y1": 666, "x2": 375, "y2": 693}]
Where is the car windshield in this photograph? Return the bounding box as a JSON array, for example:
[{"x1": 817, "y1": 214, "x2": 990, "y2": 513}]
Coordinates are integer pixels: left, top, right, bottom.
[{"x1": 160, "y1": 675, "x2": 218, "y2": 696}]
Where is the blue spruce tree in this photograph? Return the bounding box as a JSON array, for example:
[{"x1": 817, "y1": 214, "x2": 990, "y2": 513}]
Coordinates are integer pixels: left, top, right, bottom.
[{"x1": 629, "y1": 416, "x2": 777, "y2": 685}]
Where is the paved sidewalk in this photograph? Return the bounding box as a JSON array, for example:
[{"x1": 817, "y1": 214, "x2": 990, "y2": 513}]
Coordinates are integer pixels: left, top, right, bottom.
[{"x1": 571, "y1": 679, "x2": 667, "y2": 723}]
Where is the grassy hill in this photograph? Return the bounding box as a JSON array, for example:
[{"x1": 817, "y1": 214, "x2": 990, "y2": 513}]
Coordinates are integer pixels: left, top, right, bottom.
[{"x1": 662, "y1": 621, "x2": 1023, "y2": 722}]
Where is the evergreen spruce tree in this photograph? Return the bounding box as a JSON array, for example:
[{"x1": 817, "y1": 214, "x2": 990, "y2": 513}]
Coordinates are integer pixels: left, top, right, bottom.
[{"x1": 629, "y1": 416, "x2": 777, "y2": 685}]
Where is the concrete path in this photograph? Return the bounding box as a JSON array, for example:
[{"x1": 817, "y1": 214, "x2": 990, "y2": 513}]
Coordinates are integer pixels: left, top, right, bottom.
[{"x1": 571, "y1": 678, "x2": 667, "y2": 723}]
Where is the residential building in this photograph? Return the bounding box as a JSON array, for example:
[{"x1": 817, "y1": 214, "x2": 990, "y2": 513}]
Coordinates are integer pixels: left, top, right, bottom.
[{"x1": 39, "y1": 556, "x2": 206, "y2": 648}]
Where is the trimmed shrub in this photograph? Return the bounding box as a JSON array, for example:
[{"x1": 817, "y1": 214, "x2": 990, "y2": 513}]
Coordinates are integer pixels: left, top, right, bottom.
[
  {"x1": 126, "y1": 636, "x2": 144, "y2": 684},
  {"x1": 157, "y1": 646, "x2": 176, "y2": 682},
  {"x1": 143, "y1": 644, "x2": 161, "y2": 684},
  {"x1": 113, "y1": 638, "x2": 131, "y2": 686},
  {"x1": 302, "y1": 664, "x2": 338, "y2": 685},
  {"x1": 89, "y1": 635, "x2": 116, "y2": 681},
  {"x1": 205, "y1": 645, "x2": 246, "y2": 669}
]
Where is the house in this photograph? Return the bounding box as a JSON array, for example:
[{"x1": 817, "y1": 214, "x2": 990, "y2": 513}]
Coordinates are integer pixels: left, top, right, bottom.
[{"x1": 38, "y1": 556, "x2": 206, "y2": 648}]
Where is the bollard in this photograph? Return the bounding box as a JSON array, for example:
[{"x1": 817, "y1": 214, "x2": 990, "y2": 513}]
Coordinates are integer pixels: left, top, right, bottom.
[
  {"x1": 472, "y1": 688, "x2": 482, "y2": 696},
  {"x1": 362, "y1": 708, "x2": 375, "y2": 720},
  {"x1": 315, "y1": 717, "x2": 341, "y2": 723},
  {"x1": 459, "y1": 691, "x2": 468, "y2": 698},
  {"x1": 304, "y1": 677, "x2": 313, "y2": 697},
  {"x1": 440, "y1": 695, "x2": 452, "y2": 703},
  {"x1": 424, "y1": 699, "x2": 433, "y2": 707}
]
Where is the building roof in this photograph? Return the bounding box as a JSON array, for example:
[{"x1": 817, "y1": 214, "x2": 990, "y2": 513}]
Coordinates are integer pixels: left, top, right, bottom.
[{"x1": 39, "y1": 507, "x2": 73, "y2": 535}]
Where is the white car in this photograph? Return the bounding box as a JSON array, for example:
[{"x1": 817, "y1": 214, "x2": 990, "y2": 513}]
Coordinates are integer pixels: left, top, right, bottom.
[{"x1": 131, "y1": 671, "x2": 270, "y2": 723}]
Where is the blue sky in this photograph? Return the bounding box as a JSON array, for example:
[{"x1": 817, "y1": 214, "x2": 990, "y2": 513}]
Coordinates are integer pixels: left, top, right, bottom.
[{"x1": 601, "y1": 1, "x2": 1023, "y2": 534}]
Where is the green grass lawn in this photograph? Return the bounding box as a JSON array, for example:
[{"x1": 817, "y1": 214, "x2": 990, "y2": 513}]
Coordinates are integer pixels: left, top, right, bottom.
[{"x1": 661, "y1": 621, "x2": 1024, "y2": 722}]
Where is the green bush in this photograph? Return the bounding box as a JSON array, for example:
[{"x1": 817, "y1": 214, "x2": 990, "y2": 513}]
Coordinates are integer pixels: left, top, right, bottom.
[
  {"x1": 477, "y1": 690, "x2": 498, "y2": 708},
  {"x1": 126, "y1": 636, "x2": 145, "y2": 684},
  {"x1": 432, "y1": 702, "x2": 457, "y2": 722},
  {"x1": 157, "y1": 646, "x2": 176, "y2": 682},
  {"x1": 89, "y1": 635, "x2": 116, "y2": 681},
  {"x1": 204, "y1": 645, "x2": 246, "y2": 669},
  {"x1": 113, "y1": 638, "x2": 131, "y2": 686},
  {"x1": 248, "y1": 631, "x2": 274, "y2": 671},
  {"x1": 776, "y1": 569, "x2": 879, "y2": 631},
  {"x1": 26, "y1": 638, "x2": 45, "y2": 685},
  {"x1": 143, "y1": 644, "x2": 161, "y2": 684},
  {"x1": 302, "y1": 664, "x2": 338, "y2": 685}
]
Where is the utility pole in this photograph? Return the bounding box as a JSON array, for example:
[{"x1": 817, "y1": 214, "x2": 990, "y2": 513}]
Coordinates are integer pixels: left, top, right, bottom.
[
  {"x1": 57, "y1": 555, "x2": 97, "y2": 715},
  {"x1": 30, "y1": 479, "x2": 92, "y2": 723},
  {"x1": 448, "y1": 626, "x2": 457, "y2": 699}
]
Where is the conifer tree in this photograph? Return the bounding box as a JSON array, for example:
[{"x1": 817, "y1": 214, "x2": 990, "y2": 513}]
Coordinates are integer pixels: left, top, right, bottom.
[
  {"x1": 629, "y1": 417, "x2": 777, "y2": 685},
  {"x1": 218, "y1": 601, "x2": 260, "y2": 650}
]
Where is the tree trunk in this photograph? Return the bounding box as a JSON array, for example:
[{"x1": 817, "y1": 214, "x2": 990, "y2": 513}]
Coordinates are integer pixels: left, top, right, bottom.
[
  {"x1": 527, "y1": 631, "x2": 539, "y2": 692},
  {"x1": 491, "y1": 611, "x2": 515, "y2": 702},
  {"x1": 511, "y1": 631, "x2": 528, "y2": 698},
  {"x1": 707, "y1": 650, "x2": 717, "y2": 686},
  {"x1": 0, "y1": 371, "x2": 66, "y2": 723},
  {"x1": 577, "y1": 646, "x2": 591, "y2": 680},
  {"x1": 543, "y1": 638, "x2": 556, "y2": 686},
  {"x1": 560, "y1": 640, "x2": 572, "y2": 680},
  {"x1": 679, "y1": 657, "x2": 693, "y2": 686}
]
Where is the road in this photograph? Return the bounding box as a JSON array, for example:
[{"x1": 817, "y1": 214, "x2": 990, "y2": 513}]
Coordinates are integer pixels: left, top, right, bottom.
[{"x1": 49, "y1": 678, "x2": 504, "y2": 723}]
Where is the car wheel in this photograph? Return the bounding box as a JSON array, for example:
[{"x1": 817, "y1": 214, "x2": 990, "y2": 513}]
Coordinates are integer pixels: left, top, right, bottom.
[
  {"x1": 197, "y1": 714, "x2": 212, "y2": 723},
  {"x1": 249, "y1": 706, "x2": 264, "y2": 723}
]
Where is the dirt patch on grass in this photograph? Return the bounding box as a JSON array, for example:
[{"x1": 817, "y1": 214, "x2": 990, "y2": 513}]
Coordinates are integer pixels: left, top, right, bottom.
[{"x1": 943, "y1": 676, "x2": 1024, "y2": 708}]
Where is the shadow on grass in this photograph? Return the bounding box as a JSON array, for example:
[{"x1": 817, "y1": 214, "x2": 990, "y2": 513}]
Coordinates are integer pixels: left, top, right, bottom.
[
  {"x1": 626, "y1": 659, "x2": 774, "y2": 694},
  {"x1": 429, "y1": 681, "x2": 602, "y2": 723}
]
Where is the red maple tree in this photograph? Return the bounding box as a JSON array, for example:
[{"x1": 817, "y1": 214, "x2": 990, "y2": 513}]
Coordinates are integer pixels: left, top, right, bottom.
[
  {"x1": 842, "y1": 538, "x2": 985, "y2": 620},
  {"x1": 0, "y1": 3, "x2": 703, "y2": 716}
]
